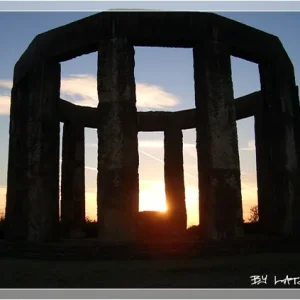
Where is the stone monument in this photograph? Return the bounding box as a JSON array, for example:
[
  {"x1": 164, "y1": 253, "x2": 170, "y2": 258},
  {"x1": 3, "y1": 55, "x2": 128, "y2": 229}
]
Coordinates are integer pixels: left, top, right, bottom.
[{"x1": 4, "y1": 11, "x2": 300, "y2": 243}]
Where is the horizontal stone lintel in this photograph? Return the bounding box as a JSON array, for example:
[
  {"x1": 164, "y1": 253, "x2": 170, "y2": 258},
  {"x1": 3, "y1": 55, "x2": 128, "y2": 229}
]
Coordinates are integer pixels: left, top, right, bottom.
[
  {"x1": 14, "y1": 12, "x2": 294, "y2": 85},
  {"x1": 59, "y1": 91, "x2": 260, "y2": 131}
]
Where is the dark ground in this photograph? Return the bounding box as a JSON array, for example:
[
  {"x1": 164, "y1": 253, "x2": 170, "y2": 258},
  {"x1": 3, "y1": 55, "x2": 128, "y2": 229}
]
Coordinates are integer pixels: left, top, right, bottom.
[
  {"x1": 0, "y1": 222, "x2": 299, "y2": 288},
  {"x1": 0, "y1": 252, "x2": 300, "y2": 288},
  {"x1": 1, "y1": 235, "x2": 300, "y2": 289}
]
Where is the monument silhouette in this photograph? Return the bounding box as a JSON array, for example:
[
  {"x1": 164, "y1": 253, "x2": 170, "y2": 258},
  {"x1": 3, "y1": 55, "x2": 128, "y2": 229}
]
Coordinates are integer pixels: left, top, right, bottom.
[{"x1": 4, "y1": 11, "x2": 300, "y2": 245}]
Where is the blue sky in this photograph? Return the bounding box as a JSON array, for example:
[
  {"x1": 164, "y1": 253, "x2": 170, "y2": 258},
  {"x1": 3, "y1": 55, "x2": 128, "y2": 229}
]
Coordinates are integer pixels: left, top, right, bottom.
[{"x1": 0, "y1": 10, "x2": 299, "y2": 227}]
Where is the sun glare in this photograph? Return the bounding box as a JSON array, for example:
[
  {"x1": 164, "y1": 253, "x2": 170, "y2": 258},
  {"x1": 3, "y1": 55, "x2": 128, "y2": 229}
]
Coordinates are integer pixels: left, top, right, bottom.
[
  {"x1": 83, "y1": 181, "x2": 257, "y2": 227},
  {"x1": 139, "y1": 181, "x2": 167, "y2": 212},
  {"x1": 84, "y1": 182, "x2": 168, "y2": 222}
]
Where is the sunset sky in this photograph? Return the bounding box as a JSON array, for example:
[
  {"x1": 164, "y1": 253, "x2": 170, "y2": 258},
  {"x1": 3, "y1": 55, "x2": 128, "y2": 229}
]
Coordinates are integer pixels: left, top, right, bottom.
[{"x1": 0, "y1": 7, "x2": 300, "y2": 227}]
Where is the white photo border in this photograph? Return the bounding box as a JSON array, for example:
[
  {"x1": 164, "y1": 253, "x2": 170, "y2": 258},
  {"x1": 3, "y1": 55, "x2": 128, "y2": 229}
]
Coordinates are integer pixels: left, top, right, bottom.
[{"x1": 1, "y1": 0, "x2": 300, "y2": 298}]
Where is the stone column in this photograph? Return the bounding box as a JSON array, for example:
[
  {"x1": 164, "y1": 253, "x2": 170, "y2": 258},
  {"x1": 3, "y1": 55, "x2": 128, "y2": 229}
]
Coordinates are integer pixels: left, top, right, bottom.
[
  {"x1": 5, "y1": 61, "x2": 60, "y2": 242},
  {"x1": 193, "y1": 41, "x2": 243, "y2": 239},
  {"x1": 164, "y1": 128, "x2": 187, "y2": 234},
  {"x1": 61, "y1": 122, "x2": 85, "y2": 238},
  {"x1": 97, "y1": 38, "x2": 139, "y2": 243},
  {"x1": 292, "y1": 86, "x2": 300, "y2": 234},
  {"x1": 255, "y1": 62, "x2": 299, "y2": 235}
]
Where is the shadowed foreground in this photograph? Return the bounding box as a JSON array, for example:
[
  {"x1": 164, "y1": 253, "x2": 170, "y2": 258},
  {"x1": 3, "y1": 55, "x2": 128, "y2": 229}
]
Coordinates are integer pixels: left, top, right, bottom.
[
  {"x1": 0, "y1": 252, "x2": 300, "y2": 288},
  {"x1": 1, "y1": 225, "x2": 300, "y2": 288}
]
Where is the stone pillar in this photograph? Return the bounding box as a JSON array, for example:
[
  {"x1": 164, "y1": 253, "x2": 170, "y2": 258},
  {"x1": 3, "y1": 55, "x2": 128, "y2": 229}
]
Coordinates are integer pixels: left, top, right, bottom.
[
  {"x1": 97, "y1": 38, "x2": 139, "y2": 243},
  {"x1": 5, "y1": 61, "x2": 60, "y2": 242},
  {"x1": 61, "y1": 122, "x2": 85, "y2": 238},
  {"x1": 164, "y1": 128, "x2": 187, "y2": 234},
  {"x1": 255, "y1": 62, "x2": 299, "y2": 235},
  {"x1": 193, "y1": 41, "x2": 243, "y2": 239},
  {"x1": 292, "y1": 86, "x2": 300, "y2": 234}
]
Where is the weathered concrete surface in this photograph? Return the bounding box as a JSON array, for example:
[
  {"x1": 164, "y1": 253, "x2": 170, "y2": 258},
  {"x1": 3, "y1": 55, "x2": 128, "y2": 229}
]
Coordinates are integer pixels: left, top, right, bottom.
[
  {"x1": 255, "y1": 62, "x2": 299, "y2": 236},
  {"x1": 59, "y1": 99, "x2": 98, "y2": 126},
  {"x1": 59, "y1": 92, "x2": 260, "y2": 131},
  {"x1": 61, "y1": 122, "x2": 85, "y2": 238},
  {"x1": 234, "y1": 91, "x2": 260, "y2": 120},
  {"x1": 97, "y1": 38, "x2": 139, "y2": 243},
  {"x1": 193, "y1": 41, "x2": 243, "y2": 240},
  {"x1": 292, "y1": 86, "x2": 300, "y2": 234},
  {"x1": 5, "y1": 84, "x2": 30, "y2": 241},
  {"x1": 137, "y1": 211, "x2": 171, "y2": 241},
  {"x1": 14, "y1": 12, "x2": 293, "y2": 85},
  {"x1": 5, "y1": 62, "x2": 60, "y2": 242},
  {"x1": 164, "y1": 128, "x2": 187, "y2": 234}
]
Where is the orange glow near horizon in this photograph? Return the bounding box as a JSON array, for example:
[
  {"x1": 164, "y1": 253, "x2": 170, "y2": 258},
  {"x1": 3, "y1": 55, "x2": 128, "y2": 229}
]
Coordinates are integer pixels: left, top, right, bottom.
[
  {"x1": 84, "y1": 182, "x2": 169, "y2": 222},
  {"x1": 0, "y1": 182, "x2": 256, "y2": 228},
  {"x1": 84, "y1": 181, "x2": 256, "y2": 227},
  {"x1": 85, "y1": 181, "x2": 200, "y2": 227}
]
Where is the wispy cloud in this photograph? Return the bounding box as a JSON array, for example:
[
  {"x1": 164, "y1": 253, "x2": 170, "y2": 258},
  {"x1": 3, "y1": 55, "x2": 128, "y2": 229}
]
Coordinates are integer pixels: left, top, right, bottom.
[
  {"x1": 87, "y1": 140, "x2": 195, "y2": 149},
  {"x1": 86, "y1": 140, "x2": 197, "y2": 177},
  {"x1": 0, "y1": 80, "x2": 12, "y2": 115},
  {"x1": 60, "y1": 74, "x2": 98, "y2": 107},
  {"x1": 0, "y1": 80, "x2": 12, "y2": 90},
  {"x1": 85, "y1": 166, "x2": 97, "y2": 172},
  {"x1": 0, "y1": 95, "x2": 11, "y2": 115},
  {"x1": 0, "y1": 74, "x2": 180, "y2": 116},
  {"x1": 138, "y1": 140, "x2": 195, "y2": 149},
  {"x1": 60, "y1": 74, "x2": 180, "y2": 109},
  {"x1": 136, "y1": 82, "x2": 179, "y2": 109},
  {"x1": 138, "y1": 148, "x2": 198, "y2": 181},
  {"x1": 240, "y1": 139, "x2": 256, "y2": 151}
]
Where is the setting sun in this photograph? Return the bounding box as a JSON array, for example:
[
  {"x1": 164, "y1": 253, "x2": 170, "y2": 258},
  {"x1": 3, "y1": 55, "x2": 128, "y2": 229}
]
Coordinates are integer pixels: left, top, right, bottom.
[
  {"x1": 139, "y1": 181, "x2": 167, "y2": 212},
  {"x1": 76, "y1": 180, "x2": 257, "y2": 228}
]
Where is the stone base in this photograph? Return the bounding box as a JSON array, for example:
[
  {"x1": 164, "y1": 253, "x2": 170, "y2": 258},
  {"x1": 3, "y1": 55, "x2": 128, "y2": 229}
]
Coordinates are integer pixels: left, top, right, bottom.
[
  {"x1": 98, "y1": 209, "x2": 137, "y2": 244},
  {"x1": 70, "y1": 229, "x2": 85, "y2": 239}
]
